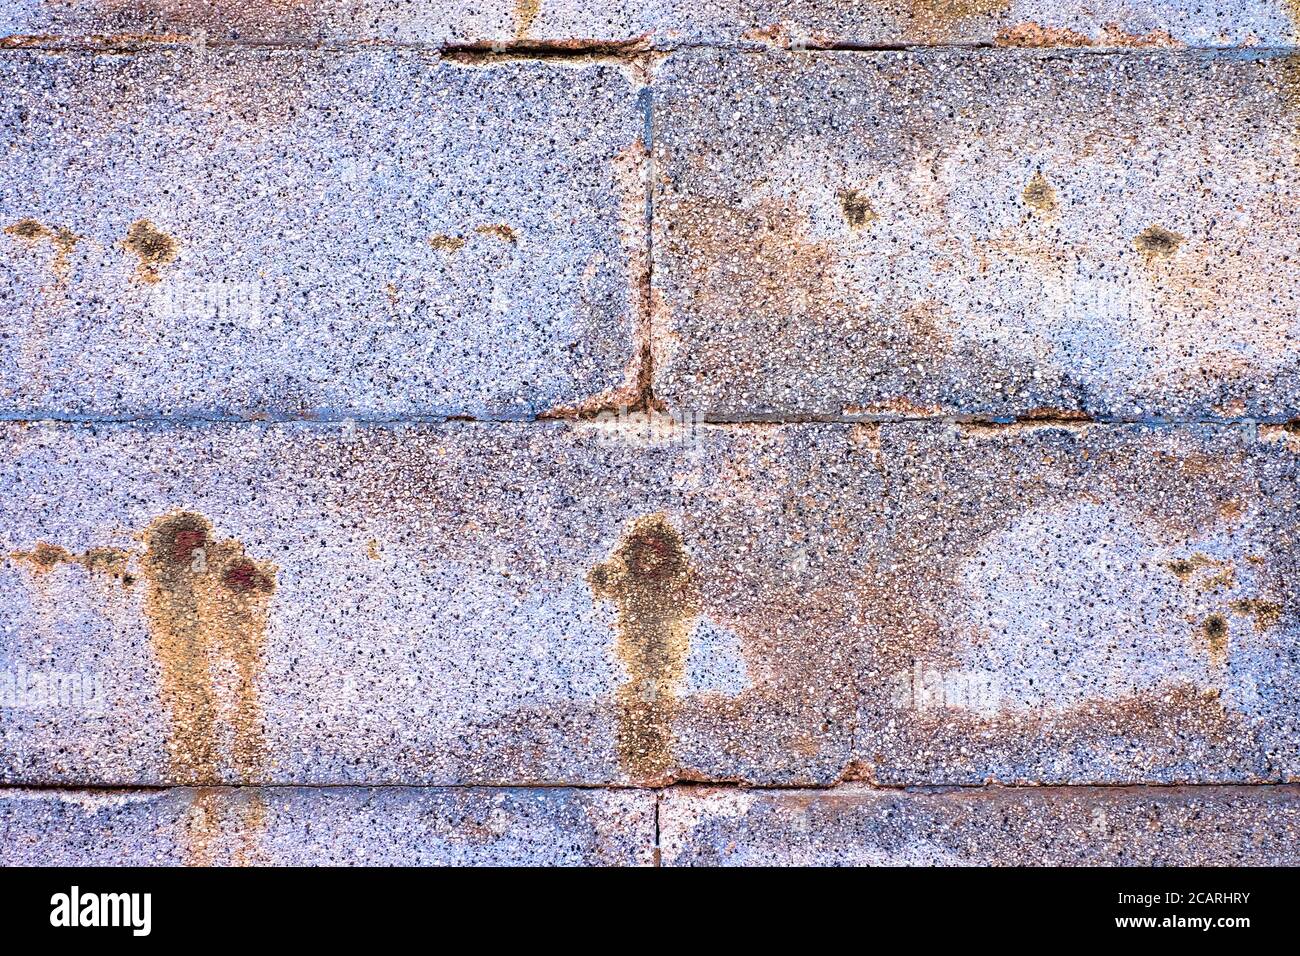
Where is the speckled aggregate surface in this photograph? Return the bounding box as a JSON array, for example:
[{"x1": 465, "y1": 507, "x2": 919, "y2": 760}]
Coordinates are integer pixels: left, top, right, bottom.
[
  {"x1": 3, "y1": 4, "x2": 1298, "y2": 867},
  {"x1": 0, "y1": 787, "x2": 655, "y2": 865},
  {"x1": 653, "y1": 48, "x2": 1300, "y2": 420},
  {"x1": 660, "y1": 786, "x2": 1300, "y2": 866},
  {"x1": 0, "y1": 0, "x2": 1294, "y2": 48},
  {"x1": 2, "y1": 420, "x2": 1296, "y2": 791},
  {"x1": 0, "y1": 49, "x2": 643, "y2": 419}
]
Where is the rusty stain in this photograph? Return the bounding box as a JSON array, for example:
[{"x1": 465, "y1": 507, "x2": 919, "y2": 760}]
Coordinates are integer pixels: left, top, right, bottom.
[
  {"x1": 122, "y1": 219, "x2": 178, "y2": 283},
  {"x1": 995, "y1": 21, "x2": 1182, "y2": 47},
  {"x1": 4, "y1": 218, "x2": 80, "y2": 277},
  {"x1": 9, "y1": 542, "x2": 133, "y2": 585},
  {"x1": 142, "y1": 512, "x2": 276, "y2": 784},
  {"x1": 589, "y1": 513, "x2": 699, "y2": 783},
  {"x1": 1022, "y1": 171, "x2": 1057, "y2": 212},
  {"x1": 1134, "y1": 224, "x2": 1183, "y2": 258},
  {"x1": 185, "y1": 788, "x2": 222, "y2": 867},
  {"x1": 1162, "y1": 553, "x2": 1238, "y2": 593},
  {"x1": 909, "y1": 0, "x2": 1010, "y2": 27},
  {"x1": 838, "y1": 189, "x2": 878, "y2": 228},
  {"x1": 514, "y1": 0, "x2": 540, "y2": 40},
  {"x1": 474, "y1": 223, "x2": 518, "y2": 243},
  {"x1": 429, "y1": 234, "x2": 465, "y2": 253},
  {"x1": 1230, "y1": 598, "x2": 1283, "y2": 631}
]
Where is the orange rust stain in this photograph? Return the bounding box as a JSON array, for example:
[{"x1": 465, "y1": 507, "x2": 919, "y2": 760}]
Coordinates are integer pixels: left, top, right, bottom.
[
  {"x1": 589, "y1": 513, "x2": 699, "y2": 783},
  {"x1": 514, "y1": 0, "x2": 541, "y2": 40},
  {"x1": 4, "y1": 218, "x2": 80, "y2": 277},
  {"x1": 122, "y1": 219, "x2": 178, "y2": 283},
  {"x1": 909, "y1": 0, "x2": 1010, "y2": 26},
  {"x1": 1022, "y1": 171, "x2": 1057, "y2": 212},
  {"x1": 142, "y1": 512, "x2": 276, "y2": 784}
]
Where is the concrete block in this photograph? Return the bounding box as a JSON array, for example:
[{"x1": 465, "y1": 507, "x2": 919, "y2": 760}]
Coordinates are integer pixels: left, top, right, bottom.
[
  {"x1": 0, "y1": 786, "x2": 656, "y2": 865},
  {"x1": 0, "y1": 0, "x2": 1292, "y2": 48},
  {"x1": 659, "y1": 785, "x2": 1300, "y2": 865},
  {"x1": 2, "y1": 420, "x2": 1296, "y2": 786},
  {"x1": 653, "y1": 48, "x2": 1300, "y2": 420},
  {"x1": 0, "y1": 48, "x2": 646, "y2": 419}
]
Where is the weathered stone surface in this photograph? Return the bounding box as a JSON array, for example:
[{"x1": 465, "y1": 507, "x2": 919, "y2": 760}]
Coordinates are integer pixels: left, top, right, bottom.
[
  {"x1": 0, "y1": 49, "x2": 645, "y2": 419},
  {"x1": 659, "y1": 785, "x2": 1300, "y2": 865},
  {"x1": 653, "y1": 48, "x2": 1300, "y2": 420},
  {"x1": 0, "y1": 420, "x2": 863, "y2": 786},
  {"x1": 0, "y1": 0, "x2": 1291, "y2": 48},
  {"x1": 0, "y1": 786, "x2": 655, "y2": 865},
  {"x1": 858, "y1": 421, "x2": 1300, "y2": 784},
  {"x1": 2, "y1": 420, "x2": 1296, "y2": 786}
]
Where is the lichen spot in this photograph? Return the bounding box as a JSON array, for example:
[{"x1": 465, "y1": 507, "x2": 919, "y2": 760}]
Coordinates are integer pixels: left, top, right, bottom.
[
  {"x1": 837, "y1": 189, "x2": 878, "y2": 229},
  {"x1": 1022, "y1": 171, "x2": 1057, "y2": 212},
  {"x1": 589, "y1": 513, "x2": 699, "y2": 783},
  {"x1": 1200, "y1": 613, "x2": 1229, "y2": 662},
  {"x1": 1135, "y1": 224, "x2": 1183, "y2": 258},
  {"x1": 5, "y1": 218, "x2": 81, "y2": 275},
  {"x1": 123, "y1": 219, "x2": 178, "y2": 283},
  {"x1": 1230, "y1": 598, "x2": 1282, "y2": 632},
  {"x1": 475, "y1": 223, "x2": 518, "y2": 243}
]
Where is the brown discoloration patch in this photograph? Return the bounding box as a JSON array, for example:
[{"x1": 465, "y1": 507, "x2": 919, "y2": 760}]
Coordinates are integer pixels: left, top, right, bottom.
[
  {"x1": 10, "y1": 541, "x2": 74, "y2": 572},
  {"x1": 514, "y1": 0, "x2": 540, "y2": 40},
  {"x1": 1022, "y1": 171, "x2": 1057, "y2": 212},
  {"x1": 122, "y1": 219, "x2": 178, "y2": 283},
  {"x1": 474, "y1": 223, "x2": 518, "y2": 244},
  {"x1": 1230, "y1": 598, "x2": 1283, "y2": 631},
  {"x1": 1135, "y1": 224, "x2": 1184, "y2": 258},
  {"x1": 1098, "y1": 23, "x2": 1182, "y2": 47},
  {"x1": 996, "y1": 22, "x2": 1094, "y2": 47},
  {"x1": 428, "y1": 234, "x2": 465, "y2": 253},
  {"x1": 909, "y1": 0, "x2": 1010, "y2": 26},
  {"x1": 589, "y1": 514, "x2": 699, "y2": 783},
  {"x1": 5, "y1": 218, "x2": 81, "y2": 277},
  {"x1": 996, "y1": 21, "x2": 1183, "y2": 48},
  {"x1": 838, "y1": 189, "x2": 878, "y2": 228},
  {"x1": 842, "y1": 397, "x2": 943, "y2": 417},
  {"x1": 142, "y1": 512, "x2": 276, "y2": 784},
  {"x1": 9, "y1": 542, "x2": 133, "y2": 584},
  {"x1": 1162, "y1": 553, "x2": 1236, "y2": 592}
]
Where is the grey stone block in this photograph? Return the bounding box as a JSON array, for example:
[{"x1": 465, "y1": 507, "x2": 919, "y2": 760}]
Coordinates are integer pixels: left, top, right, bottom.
[
  {"x1": 0, "y1": 0, "x2": 1291, "y2": 48},
  {"x1": 0, "y1": 48, "x2": 646, "y2": 419},
  {"x1": 653, "y1": 48, "x2": 1300, "y2": 420},
  {"x1": 660, "y1": 785, "x2": 1300, "y2": 865},
  {"x1": 2, "y1": 420, "x2": 1296, "y2": 787},
  {"x1": 0, "y1": 786, "x2": 656, "y2": 865}
]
